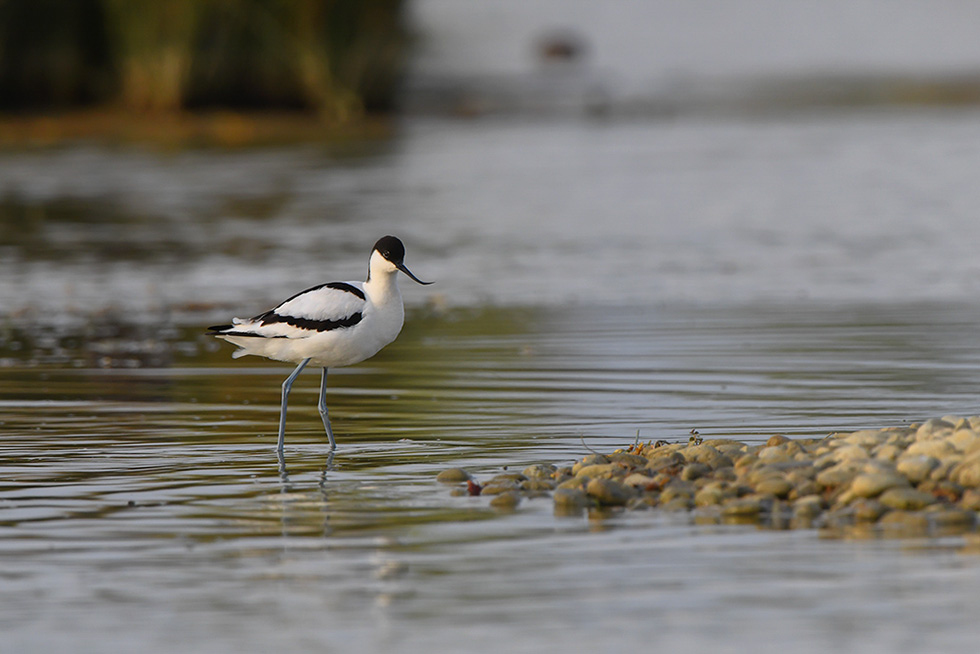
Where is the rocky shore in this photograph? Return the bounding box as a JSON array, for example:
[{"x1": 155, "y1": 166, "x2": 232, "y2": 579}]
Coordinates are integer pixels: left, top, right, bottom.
[{"x1": 439, "y1": 416, "x2": 980, "y2": 537}]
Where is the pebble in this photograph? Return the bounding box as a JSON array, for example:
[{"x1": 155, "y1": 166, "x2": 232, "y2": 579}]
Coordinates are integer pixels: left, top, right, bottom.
[
  {"x1": 445, "y1": 415, "x2": 980, "y2": 539},
  {"x1": 623, "y1": 472, "x2": 655, "y2": 488},
  {"x1": 608, "y1": 453, "x2": 649, "y2": 468},
  {"x1": 852, "y1": 499, "x2": 887, "y2": 522},
  {"x1": 850, "y1": 470, "x2": 908, "y2": 498},
  {"x1": 951, "y1": 453, "x2": 980, "y2": 487},
  {"x1": 721, "y1": 497, "x2": 762, "y2": 518},
  {"x1": 793, "y1": 495, "x2": 825, "y2": 519},
  {"x1": 960, "y1": 489, "x2": 980, "y2": 511},
  {"x1": 832, "y1": 444, "x2": 871, "y2": 462},
  {"x1": 680, "y1": 462, "x2": 712, "y2": 481},
  {"x1": 682, "y1": 444, "x2": 733, "y2": 469},
  {"x1": 895, "y1": 455, "x2": 940, "y2": 484},
  {"x1": 522, "y1": 479, "x2": 556, "y2": 491},
  {"x1": 815, "y1": 462, "x2": 862, "y2": 488},
  {"x1": 878, "y1": 510, "x2": 930, "y2": 535},
  {"x1": 522, "y1": 464, "x2": 556, "y2": 479},
  {"x1": 694, "y1": 486, "x2": 725, "y2": 507},
  {"x1": 906, "y1": 439, "x2": 956, "y2": 459},
  {"x1": 751, "y1": 475, "x2": 791, "y2": 498},
  {"x1": 571, "y1": 454, "x2": 609, "y2": 475},
  {"x1": 878, "y1": 487, "x2": 936, "y2": 511},
  {"x1": 489, "y1": 491, "x2": 522, "y2": 511},
  {"x1": 436, "y1": 468, "x2": 471, "y2": 483},
  {"x1": 585, "y1": 478, "x2": 633, "y2": 506},
  {"x1": 574, "y1": 463, "x2": 624, "y2": 479},
  {"x1": 553, "y1": 488, "x2": 591, "y2": 511},
  {"x1": 479, "y1": 480, "x2": 521, "y2": 495}
]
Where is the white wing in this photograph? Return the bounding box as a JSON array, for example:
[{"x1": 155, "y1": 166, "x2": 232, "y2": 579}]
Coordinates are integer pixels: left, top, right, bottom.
[
  {"x1": 215, "y1": 281, "x2": 367, "y2": 339},
  {"x1": 270, "y1": 281, "x2": 365, "y2": 323}
]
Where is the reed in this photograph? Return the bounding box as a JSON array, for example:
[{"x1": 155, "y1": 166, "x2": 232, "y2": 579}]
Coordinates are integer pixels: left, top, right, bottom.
[{"x1": 0, "y1": 0, "x2": 405, "y2": 120}]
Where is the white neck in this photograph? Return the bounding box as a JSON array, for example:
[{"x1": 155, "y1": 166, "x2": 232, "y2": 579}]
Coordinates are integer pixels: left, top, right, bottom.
[{"x1": 365, "y1": 251, "x2": 401, "y2": 302}]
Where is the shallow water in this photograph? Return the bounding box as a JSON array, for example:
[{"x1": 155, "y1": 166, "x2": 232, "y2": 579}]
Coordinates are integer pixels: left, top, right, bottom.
[{"x1": 4, "y1": 302, "x2": 980, "y2": 653}]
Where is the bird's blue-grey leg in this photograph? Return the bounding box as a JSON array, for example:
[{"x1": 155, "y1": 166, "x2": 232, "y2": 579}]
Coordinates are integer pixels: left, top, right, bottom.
[
  {"x1": 318, "y1": 367, "x2": 337, "y2": 450},
  {"x1": 278, "y1": 358, "x2": 311, "y2": 453}
]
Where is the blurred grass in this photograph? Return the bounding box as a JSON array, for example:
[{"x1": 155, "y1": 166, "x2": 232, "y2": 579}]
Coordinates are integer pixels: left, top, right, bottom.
[{"x1": 0, "y1": 0, "x2": 405, "y2": 135}]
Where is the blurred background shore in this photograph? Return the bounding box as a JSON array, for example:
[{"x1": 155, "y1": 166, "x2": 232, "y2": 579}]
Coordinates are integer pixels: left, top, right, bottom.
[
  {"x1": 4, "y1": 1, "x2": 980, "y2": 143},
  {"x1": 5, "y1": 0, "x2": 980, "y2": 347},
  {"x1": 0, "y1": 0, "x2": 404, "y2": 143}
]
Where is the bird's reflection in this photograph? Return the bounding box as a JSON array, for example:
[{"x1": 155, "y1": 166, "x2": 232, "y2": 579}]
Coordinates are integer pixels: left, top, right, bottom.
[
  {"x1": 276, "y1": 450, "x2": 335, "y2": 540},
  {"x1": 277, "y1": 449, "x2": 335, "y2": 494}
]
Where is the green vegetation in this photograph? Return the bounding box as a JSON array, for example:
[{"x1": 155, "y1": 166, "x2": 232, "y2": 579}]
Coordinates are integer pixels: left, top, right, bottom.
[{"x1": 0, "y1": 0, "x2": 406, "y2": 121}]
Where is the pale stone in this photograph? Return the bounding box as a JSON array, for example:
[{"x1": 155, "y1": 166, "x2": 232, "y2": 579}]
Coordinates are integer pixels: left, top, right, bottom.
[
  {"x1": 522, "y1": 464, "x2": 556, "y2": 479},
  {"x1": 950, "y1": 453, "x2": 980, "y2": 487},
  {"x1": 574, "y1": 463, "x2": 623, "y2": 480},
  {"x1": 436, "y1": 468, "x2": 471, "y2": 483},
  {"x1": 608, "y1": 452, "x2": 649, "y2": 468},
  {"x1": 833, "y1": 444, "x2": 871, "y2": 462},
  {"x1": 916, "y1": 418, "x2": 954, "y2": 440},
  {"x1": 623, "y1": 472, "x2": 655, "y2": 488},
  {"x1": 522, "y1": 479, "x2": 556, "y2": 491},
  {"x1": 959, "y1": 488, "x2": 980, "y2": 511},
  {"x1": 722, "y1": 497, "x2": 762, "y2": 517},
  {"x1": 843, "y1": 429, "x2": 888, "y2": 448},
  {"x1": 489, "y1": 491, "x2": 521, "y2": 511},
  {"x1": 680, "y1": 462, "x2": 712, "y2": 481},
  {"x1": 553, "y1": 488, "x2": 591, "y2": 511},
  {"x1": 682, "y1": 444, "x2": 733, "y2": 469},
  {"x1": 571, "y1": 455, "x2": 610, "y2": 475},
  {"x1": 586, "y1": 478, "x2": 634, "y2": 506},
  {"x1": 905, "y1": 439, "x2": 956, "y2": 459},
  {"x1": 929, "y1": 458, "x2": 962, "y2": 482},
  {"x1": 792, "y1": 495, "x2": 825, "y2": 519},
  {"x1": 660, "y1": 481, "x2": 696, "y2": 504},
  {"x1": 852, "y1": 499, "x2": 887, "y2": 522},
  {"x1": 950, "y1": 429, "x2": 980, "y2": 453},
  {"x1": 815, "y1": 462, "x2": 863, "y2": 488},
  {"x1": 755, "y1": 476, "x2": 793, "y2": 498},
  {"x1": 556, "y1": 477, "x2": 588, "y2": 491},
  {"x1": 879, "y1": 487, "x2": 937, "y2": 510},
  {"x1": 940, "y1": 415, "x2": 964, "y2": 428},
  {"x1": 878, "y1": 510, "x2": 930, "y2": 534},
  {"x1": 896, "y1": 455, "x2": 940, "y2": 483},
  {"x1": 850, "y1": 471, "x2": 908, "y2": 498},
  {"x1": 479, "y1": 480, "x2": 521, "y2": 495},
  {"x1": 694, "y1": 486, "x2": 725, "y2": 507},
  {"x1": 873, "y1": 444, "x2": 903, "y2": 461}
]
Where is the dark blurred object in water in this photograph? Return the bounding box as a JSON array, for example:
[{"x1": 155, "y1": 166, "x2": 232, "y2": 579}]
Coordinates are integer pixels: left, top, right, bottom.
[{"x1": 536, "y1": 30, "x2": 588, "y2": 64}]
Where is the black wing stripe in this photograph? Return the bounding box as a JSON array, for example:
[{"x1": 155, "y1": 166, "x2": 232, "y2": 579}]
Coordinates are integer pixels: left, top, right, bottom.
[
  {"x1": 210, "y1": 330, "x2": 288, "y2": 338},
  {"x1": 259, "y1": 311, "x2": 363, "y2": 332}
]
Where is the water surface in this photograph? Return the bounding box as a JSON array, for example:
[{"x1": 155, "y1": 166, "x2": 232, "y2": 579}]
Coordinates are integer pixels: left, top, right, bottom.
[{"x1": 4, "y1": 301, "x2": 980, "y2": 653}]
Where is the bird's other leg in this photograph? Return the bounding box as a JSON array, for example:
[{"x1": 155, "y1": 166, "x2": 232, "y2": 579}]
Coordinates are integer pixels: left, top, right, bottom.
[
  {"x1": 318, "y1": 367, "x2": 337, "y2": 450},
  {"x1": 278, "y1": 358, "x2": 311, "y2": 453}
]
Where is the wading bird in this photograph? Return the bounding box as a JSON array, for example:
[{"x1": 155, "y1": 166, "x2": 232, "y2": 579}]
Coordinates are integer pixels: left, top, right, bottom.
[{"x1": 208, "y1": 236, "x2": 431, "y2": 452}]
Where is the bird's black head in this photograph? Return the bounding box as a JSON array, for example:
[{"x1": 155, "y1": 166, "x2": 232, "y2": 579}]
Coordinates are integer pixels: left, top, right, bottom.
[
  {"x1": 373, "y1": 235, "x2": 406, "y2": 264},
  {"x1": 370, "y1": 235, "x2": 433, "y2": 285}
]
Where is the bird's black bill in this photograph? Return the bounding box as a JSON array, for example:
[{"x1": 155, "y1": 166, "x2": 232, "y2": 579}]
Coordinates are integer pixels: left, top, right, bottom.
[{"x1": 397, "y1": 262, "x2": 433, "y2": 285}]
